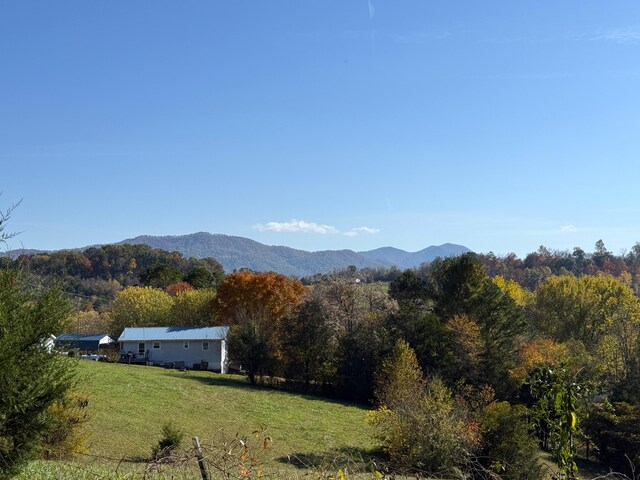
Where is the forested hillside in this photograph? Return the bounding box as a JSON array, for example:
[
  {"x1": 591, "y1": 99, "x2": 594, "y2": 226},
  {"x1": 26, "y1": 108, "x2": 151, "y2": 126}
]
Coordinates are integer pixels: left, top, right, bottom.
[
  {"x1": 0, "y1": 243, "x2": 224, "y2": 308},
  {"x1": 5, "y1": 232, "x2": 471, "y2": 276},
  {"x1": 120, "y1": 232, "x2": 471, "y2": 275},
  {"x1": 477, "y1": 240, "x2": 640, "y2": 292}
]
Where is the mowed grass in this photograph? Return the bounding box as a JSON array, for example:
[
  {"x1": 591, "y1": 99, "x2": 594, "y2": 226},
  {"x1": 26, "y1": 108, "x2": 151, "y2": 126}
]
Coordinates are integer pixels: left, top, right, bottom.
[{"x1": 75, "y1": 361, "x2": 376, "y2": 474}]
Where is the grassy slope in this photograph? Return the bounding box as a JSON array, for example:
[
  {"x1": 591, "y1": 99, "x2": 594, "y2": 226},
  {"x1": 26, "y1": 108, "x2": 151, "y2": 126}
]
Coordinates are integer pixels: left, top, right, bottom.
[{"x1": 76, "y1": 361, "x2": 375, "y2": 470}]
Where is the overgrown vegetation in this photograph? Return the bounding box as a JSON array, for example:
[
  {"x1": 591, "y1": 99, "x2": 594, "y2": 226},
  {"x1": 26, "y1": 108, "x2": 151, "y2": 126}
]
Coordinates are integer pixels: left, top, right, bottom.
[{"x1": 369, "y1": 341, "x2": 479, "y2": 473}]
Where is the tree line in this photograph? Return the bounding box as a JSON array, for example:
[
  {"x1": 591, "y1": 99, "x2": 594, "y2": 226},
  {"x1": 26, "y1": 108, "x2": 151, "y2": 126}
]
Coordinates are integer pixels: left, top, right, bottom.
[{"x1": 0, "y1": 243, "x2": 224, "y2": 308}]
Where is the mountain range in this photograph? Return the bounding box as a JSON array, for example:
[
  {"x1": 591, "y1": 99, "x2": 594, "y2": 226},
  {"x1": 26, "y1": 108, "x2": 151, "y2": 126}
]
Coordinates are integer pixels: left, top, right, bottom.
[
  {"x1": 118, "y1": 232, "x2": 471, "y2": 276},
  {"x1": 4, "y1": 232, "x2": 471, "y2": 277}
]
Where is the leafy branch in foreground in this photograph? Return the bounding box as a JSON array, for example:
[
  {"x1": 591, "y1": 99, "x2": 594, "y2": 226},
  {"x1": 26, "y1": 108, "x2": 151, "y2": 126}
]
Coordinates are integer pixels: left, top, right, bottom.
[
  {"x1": 529, "y1": 365, "x2": 584, "y2": 479},
  {"x1": 0, "y1": 199, "x2": 21, "y2": 245}
]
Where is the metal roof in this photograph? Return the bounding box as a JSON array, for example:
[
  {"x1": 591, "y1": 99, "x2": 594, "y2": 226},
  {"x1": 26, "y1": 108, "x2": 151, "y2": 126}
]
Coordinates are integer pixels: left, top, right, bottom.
[
  {"x1": 56, "y1": 333, "x2": 115, "y2": 343},
  {"x1": 118, "y1": 326, "x2": 229, "y2": 342}
]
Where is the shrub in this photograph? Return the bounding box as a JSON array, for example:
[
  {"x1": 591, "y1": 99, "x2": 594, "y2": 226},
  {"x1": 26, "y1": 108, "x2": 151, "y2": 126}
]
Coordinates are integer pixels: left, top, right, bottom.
[
  {"x1": 369, "y1": 340, "x2": 479, "y2": 473},
  {"x1": 479, "y1": 401, "x2": 543, "y2": 479},
  {"x1": 42, "y1": 393, "x2": 89, "y2": 459},
  {"x1": 583, "y1": 402, "x2": 640, "y2": 475},
  {"x1": 152, "y1": 422, "x2": 184, "y2": 459}
]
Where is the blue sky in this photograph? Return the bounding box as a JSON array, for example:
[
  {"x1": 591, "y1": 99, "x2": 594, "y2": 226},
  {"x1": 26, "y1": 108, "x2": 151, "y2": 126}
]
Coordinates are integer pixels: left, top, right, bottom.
[{"x1": 2, "y1": 1, "x2": 640, "y2": 257}]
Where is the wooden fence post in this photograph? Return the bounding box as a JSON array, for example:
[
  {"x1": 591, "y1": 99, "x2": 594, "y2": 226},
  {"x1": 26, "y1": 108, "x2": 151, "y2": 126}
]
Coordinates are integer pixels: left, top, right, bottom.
[{"x1": 192, "y1": 436, "x2": 209, "y2": 480}]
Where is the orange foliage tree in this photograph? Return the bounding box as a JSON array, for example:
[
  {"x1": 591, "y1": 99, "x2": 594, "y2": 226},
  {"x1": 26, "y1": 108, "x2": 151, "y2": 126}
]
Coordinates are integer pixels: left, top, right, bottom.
[
  {"x1": 213, "y1": 272, "x2": 305, "y2": 382},
  {"x1": 510, "y1": 338, "x2": 568, "y2": 383},
  {"x1": 165, "y1": 281, "x2": 193, "y2": 296},
  {"x1": 213, "y1": 272, "x2": 305, "y2": 326}
]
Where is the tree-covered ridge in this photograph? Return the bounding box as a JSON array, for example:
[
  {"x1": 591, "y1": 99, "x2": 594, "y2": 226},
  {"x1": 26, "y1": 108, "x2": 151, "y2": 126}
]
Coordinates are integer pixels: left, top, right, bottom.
[
  {"x1": 321, "y1": 239, "x2": 640, "y2": 293},
  {"x1": 478, "y1": 240, "x2": 640, "y2": 292},
  {"x1": 0, "y1": 243, "x2": 224, "y2": 308},
  {"x1": 5, "y1": 233, "x2": 472, "y2": 276}
]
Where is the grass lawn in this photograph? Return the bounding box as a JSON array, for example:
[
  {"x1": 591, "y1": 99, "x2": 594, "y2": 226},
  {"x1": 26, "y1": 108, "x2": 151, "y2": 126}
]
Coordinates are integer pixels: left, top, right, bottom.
[
  {"x1": 72, "y1": 361, "x2": 377, "y2": 477},
  {"x1": 23, "y1": 360, "x2": 616, "y2": 479}
]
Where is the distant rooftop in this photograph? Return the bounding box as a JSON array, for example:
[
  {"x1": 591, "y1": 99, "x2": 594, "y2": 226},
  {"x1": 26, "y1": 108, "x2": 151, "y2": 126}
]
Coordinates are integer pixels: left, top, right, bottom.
[{"x1": 56, "y1": 333, "x2": 114, "y2": 342}]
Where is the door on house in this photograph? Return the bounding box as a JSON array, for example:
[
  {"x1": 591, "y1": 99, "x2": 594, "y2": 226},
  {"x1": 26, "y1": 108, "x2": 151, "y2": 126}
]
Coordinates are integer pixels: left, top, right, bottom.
[{"x1": 138, "y1": 342, "x2": 145, "y2": 357}]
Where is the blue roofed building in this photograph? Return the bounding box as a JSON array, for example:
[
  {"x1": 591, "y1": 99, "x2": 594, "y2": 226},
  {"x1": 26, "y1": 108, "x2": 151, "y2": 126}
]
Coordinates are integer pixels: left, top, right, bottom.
[
  {"x1": 55, "y1": 333, "x2": 116, "y2": 352},
  {"x1": 118, "y1": 326, "x2": 229, "y2": 373}
]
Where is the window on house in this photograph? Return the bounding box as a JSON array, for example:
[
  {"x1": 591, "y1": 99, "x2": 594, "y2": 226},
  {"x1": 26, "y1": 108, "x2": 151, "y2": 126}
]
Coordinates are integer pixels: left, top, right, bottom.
[
  {"x1": 203, "y1": 341, "x2": 209, "y2": 350},
  {"x1": 183, "y1": 341, "x2": 189, "y2": 349},
  {"x1": 152, "y1": 341, "x2": 160, "y2": 349},
  {"x1": 138, "y1": 342, "x2": 145, "y2": 355}
]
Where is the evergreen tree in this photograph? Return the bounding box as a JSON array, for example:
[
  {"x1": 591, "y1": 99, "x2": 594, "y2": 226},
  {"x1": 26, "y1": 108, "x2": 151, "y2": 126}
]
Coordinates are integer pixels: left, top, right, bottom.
[
  {"x1": 427, "y1": 253, "x2": 526, "y2": 398},
  {"x1": 0, "y1": 269, "x2": 74, "y2": 478}
]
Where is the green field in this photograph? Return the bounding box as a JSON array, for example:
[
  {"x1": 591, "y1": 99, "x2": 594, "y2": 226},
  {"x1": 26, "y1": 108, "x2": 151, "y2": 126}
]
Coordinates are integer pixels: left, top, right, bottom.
[
  {"x1": 16, "y1": 361, "x2": 615, "y2": 479},
  {"x1": 59, "y1": 360, "x2": 377, "y2": 478}
]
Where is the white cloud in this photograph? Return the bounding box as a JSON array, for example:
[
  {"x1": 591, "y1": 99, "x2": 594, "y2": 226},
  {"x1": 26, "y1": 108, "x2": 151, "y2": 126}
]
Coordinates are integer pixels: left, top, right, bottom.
[
  {"x1": 351, "y1": 226, "x2": 380, "y2": 235},
  {"x1": 254, "y1": 220, "x2": 339, "y2": 234},
  {"x1": 593, "y1": 27, "x2": 640, "y2": 44},
  {"x1": 561, "y1": 224, "x2": 577, "y2": 233},
  {"x1": 254, "y1": 220, "x2": 380, "y2": 237}
]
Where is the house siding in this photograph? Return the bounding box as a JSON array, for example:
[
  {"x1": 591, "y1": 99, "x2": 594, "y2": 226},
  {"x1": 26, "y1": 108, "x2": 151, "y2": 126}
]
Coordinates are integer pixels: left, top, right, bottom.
[{"x1": 120, "y1": 339, "x2": 225, "y2": 372}]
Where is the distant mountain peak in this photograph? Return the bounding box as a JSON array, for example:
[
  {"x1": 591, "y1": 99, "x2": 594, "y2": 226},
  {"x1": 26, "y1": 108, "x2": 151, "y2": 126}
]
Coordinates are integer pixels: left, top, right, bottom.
[
  {"x1": 4, "y1": 232, "x2": 471, "y2": 276},
  {"x1": 119, "y1": 232, "x2": 470, "y2": 276}
]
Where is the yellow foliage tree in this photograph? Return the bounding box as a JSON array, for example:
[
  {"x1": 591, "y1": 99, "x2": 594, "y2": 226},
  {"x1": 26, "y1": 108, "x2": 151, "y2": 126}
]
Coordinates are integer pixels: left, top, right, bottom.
[
  {"x1": 510, "y1": 338, "x2": 568, "y2": 383},
  {"x1": 110, "y1": 286, "x2": 173, "y2": 337},
  {"x1": 532, "y1": 274, "x2": 640, "y2": 383},
  {"x1": 493, "y1": 275, "x2": 533, "y2": 307},
  {"x1": 170, "y1": 289, "x2": 217, "y2": 326}
]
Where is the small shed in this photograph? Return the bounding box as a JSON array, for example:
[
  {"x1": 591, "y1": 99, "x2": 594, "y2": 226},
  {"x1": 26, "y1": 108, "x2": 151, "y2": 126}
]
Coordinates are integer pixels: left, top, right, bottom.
[
  {"x1": 55, "y1": 333, "x2": 116, "y2": 353},
  {"x1": 42, "y1": 334, "x2": 56, "y2": 353},
  {"x1": 118, "y1": 326, "x2": 229, "y2": 373}
]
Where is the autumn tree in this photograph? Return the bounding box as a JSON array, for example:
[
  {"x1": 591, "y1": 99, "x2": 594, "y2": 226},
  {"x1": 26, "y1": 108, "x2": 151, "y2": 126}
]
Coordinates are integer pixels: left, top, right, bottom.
[
  {"x1": 169, "y1": 289, "x2": 216, "y2": 326},
  {"x1": 214, "y1": 272, "x2": 304, "y2": 326},
  {"x1": 493, "y1": 275, "x2": 532, "y2": 307},
  {"x1": 279, "y1": 298, "x2": 335, "y2": 391},
  {"x1": 309, "y1": 277, "x2": 396, "y2": 401},
  {"x1": 531, "y1": 274, "x2": 640, "y2": 385},
  {"x1": 427, "y1": 254, "x2": 526, "y2": 397},
  {"x1": 443, "y1": 314, "x2": 483, "y2": 384},
  {"x1": 165, "y1": 281, "x2": 193, "y2": 296},
  {"x1": 310, "y1": 277, "x2": 362, "y2": 334},
  {"x1": 510, "y1": 338, "x2": 569, "y2": 384},
  {"x1": 215, "y1": 272, "x2": 305, "y2": 383},
  {"x1": 109, "y1": 286, "x2": 173, "y2": 337},
  {"x1": 67, "y1": 309, "x2": 111, "y2": 334}
]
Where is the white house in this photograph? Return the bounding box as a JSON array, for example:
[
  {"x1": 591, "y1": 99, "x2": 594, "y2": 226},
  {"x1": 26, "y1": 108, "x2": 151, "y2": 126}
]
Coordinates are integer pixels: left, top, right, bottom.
[{"x1": 118, "y1": 326, "x2": 229, "y2": 373}]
